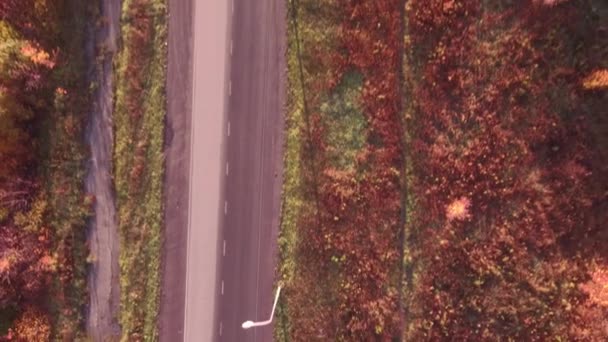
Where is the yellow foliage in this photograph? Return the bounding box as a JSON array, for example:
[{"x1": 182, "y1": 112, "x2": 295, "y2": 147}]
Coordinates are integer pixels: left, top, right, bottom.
[
  {"x1": 582, "y1": 69, "x2": 608, "y2": 90},
  {"x1": 14, "y1": 194, "x2": 47, "y2": 233}
]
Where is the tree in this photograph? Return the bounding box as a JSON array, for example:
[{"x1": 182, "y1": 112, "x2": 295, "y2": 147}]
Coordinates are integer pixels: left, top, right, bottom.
[
  {"x1": 0, "y1": 91, "x2": 33, "y2": 181},
  {"x1": 0, "y1": 20, "x2": 52, "y2": 181},
  {"x1": 12, "y1": 305, "x2": 51, "y2": 341},
  {"x1": 0, "y1": 0, "x2": 60, "y2": 45}
]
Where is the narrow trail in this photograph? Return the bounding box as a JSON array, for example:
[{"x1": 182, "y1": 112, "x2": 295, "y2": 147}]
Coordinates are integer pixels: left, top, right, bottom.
[{"x1": 84, "y1": 0, "x2": 122, "y2": 340}]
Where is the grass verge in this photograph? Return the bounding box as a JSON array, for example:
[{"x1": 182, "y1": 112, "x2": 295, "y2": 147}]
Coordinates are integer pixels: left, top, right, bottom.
[
  {"x1": 275, "y1": 5, "x2": 306, "y2": 339},
  {"x1": 113, "y1": 0, "x2": 167, "y2": 340}
]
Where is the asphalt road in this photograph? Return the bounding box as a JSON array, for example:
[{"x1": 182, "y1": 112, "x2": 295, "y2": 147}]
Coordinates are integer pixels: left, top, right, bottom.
[
  {"x1": 159, "y1": 0, "x2": 193, "y2": 340},
  {"x1": 180, "y1": 0, "x2": 229, "y2": 341},
  {"x1": 167, "y1": 0, "x2": 287, "y2": 341},
  {"x1": 215, "y1": 0, "x2": 286, "y2": 340}
]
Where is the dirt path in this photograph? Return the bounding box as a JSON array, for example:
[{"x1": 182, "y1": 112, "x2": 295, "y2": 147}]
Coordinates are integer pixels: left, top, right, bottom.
[{"x1": 84, "y1": 0, "x2": 122, "y2": 340}]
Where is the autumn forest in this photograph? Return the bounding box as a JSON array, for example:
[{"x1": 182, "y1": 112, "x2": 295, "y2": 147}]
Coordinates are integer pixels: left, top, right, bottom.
[{"x1": 1, "y1": 0, "x2": 92, "y2": 339}]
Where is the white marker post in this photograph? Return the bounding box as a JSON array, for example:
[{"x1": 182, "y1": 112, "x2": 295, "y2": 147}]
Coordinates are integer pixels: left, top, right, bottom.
[{"x1": 241, "y1": 286, "x2": 282, "y2": 329}]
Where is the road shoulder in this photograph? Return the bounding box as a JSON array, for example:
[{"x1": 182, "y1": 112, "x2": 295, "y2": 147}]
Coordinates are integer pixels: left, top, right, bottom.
[{"x1": 159, "y1": 0, "x2": 194, "y2": 340}]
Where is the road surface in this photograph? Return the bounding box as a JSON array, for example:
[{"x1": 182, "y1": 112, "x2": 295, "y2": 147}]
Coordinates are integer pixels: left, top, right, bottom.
[
  {"x1": 180, "y1": 0, "x2": 228, "y2": 340},
  {"x1": 215, "y1": 0, "x2": 286, "y2": 340},
  {"x1": 159, "y1": 0, "x2": 193, "y2": 340},
  {"x1": 161, "y1": 0, "x2": 286, "y2": 341}
]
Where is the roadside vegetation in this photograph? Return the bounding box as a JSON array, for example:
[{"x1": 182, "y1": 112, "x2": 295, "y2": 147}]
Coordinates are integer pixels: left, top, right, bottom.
[
  {"x1": 278, "y1": 0, "x2": 404, "y2": 339},
  {"x1": 0, "y1": 0, "x2": 95, "y2": 339},
  {"x1": 278, "y1": 0, "x2": 608, "y2": 340},
  {"x1": 113, "y1": 0, "x2": 167, "y2": 340}
]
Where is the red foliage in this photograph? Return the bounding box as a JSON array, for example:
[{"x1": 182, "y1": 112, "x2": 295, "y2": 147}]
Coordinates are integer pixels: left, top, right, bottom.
[
  {"x1": 291, "y1": 0, "x2": 405, "y2": 339},
  {"x1": 124, "y1": 0, "x2": 153, "y2": 123},
  {"x1": 0, "y1": 225, "x2": 52, "y2": 308},
  {"x1": 288, "y1": 0, "x2": 607, "y2": 339},
  {"x1": 404, "y1": 0, "x2": 607, "y2": 340}
]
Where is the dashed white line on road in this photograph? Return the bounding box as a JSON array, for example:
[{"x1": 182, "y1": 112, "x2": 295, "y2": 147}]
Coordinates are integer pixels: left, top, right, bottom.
[
  {"x1": 225, "y1": 162, "x2": 229, "y2": 176},
  {"x1": 230, "y1": 40, "x2": 233, "y2": 56},
  {"x1": 227, "y1": 121, "x2": 231, "y2": 137},
  {"x1": 231, "y1": 0, "x2": 234, "y2": 14},
  {"x1": 224, "y1": 201, "x2": 228, "y2": 215},
  {"x1": 219, "y1": 322, "x2": 223, "y2": 336},
  {"x1": 228, "y1": 81, "x2": 232, "y2": 96},
  {"x1": 223, "y1": 240, "x2": 226, "y2": 256},
  {"x1": 221, "y1": 280, "x2": 224, "y2": 295}
]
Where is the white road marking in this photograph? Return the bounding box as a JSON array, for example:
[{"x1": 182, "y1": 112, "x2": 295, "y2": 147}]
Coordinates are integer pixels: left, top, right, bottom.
[
  {"x1": 230, "y1": 40, "x2": 233, "y2": 56},
  {"x1": 221, "y1": 280, "x2": 224, "y2": 295},
  {"x1": 228, "y1": 81, "x2": 232, "y2": 96},
  {"x1": 224, "y1": 201, "x2": 228, "y2": 215},
  {"x1": 232, "y1": 0, "x2": 234, "y2": 14},
  {"x1": 227, "y1": 121, "x2": 231, "y2": 137},
  {"x1": 219, "y1": 322, "x2": 223, "y2": 336},
  {"x1": 223, "y1": 240, "x2": 226, "y2": 256},
  {"x1": 225, "y1": 162, "x2": 229, "y2": 176}
]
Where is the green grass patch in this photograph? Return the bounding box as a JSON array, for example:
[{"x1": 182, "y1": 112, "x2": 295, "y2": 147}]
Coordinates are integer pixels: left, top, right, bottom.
[
  {"x1": 321, "y1": 71, "x2": 366, "y2": 171},
  {"x1": 113, "y1": 0, "x2": 166, "y2": 340},
  {"x1": 400, "y1": 23, "x2": 421, "y2": 340},
  {"x1": 0, "y1": 306, "x2": 18, "y2": 335}
]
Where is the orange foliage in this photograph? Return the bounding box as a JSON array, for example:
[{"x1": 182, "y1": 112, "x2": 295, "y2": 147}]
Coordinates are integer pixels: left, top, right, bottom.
[
  {"x1": 20, "y1": 42, "x2": 55, "y2": 69},
  {"x1": 581, "y1": 267, "x2": 608, "y2": 307},
  {"x1": 12, "y1": 305, "x2": 51, "y2": 342},
  {"x1": 582, "y1": 69, "x2": 608, "y2": 90}
]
